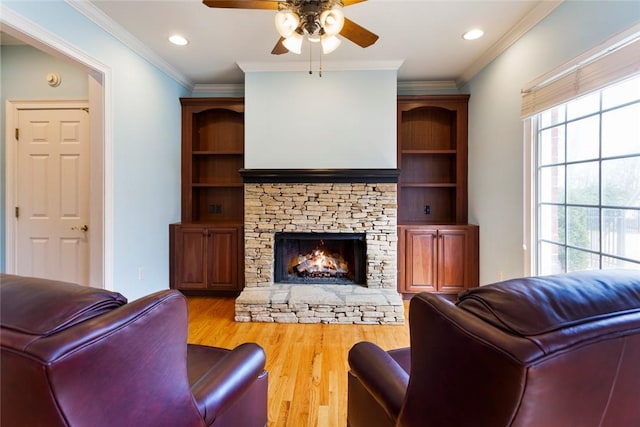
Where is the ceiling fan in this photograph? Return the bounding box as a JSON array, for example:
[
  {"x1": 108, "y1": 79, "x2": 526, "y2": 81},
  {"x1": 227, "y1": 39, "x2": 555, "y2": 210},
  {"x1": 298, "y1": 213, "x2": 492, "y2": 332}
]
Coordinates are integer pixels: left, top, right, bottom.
[{"x1": 202, "y1": 0, "x2": 379, "y2": 55}]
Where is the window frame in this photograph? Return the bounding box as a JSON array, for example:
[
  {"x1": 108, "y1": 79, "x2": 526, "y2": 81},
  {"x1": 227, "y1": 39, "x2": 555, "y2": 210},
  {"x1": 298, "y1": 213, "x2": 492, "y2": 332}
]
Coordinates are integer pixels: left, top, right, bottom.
[
  {"x1": 530, "y1": 88, "x2": 640, "y2": 275},
  {"x1": 523, "y1": 26, "x2": 640, "y2": 275}
]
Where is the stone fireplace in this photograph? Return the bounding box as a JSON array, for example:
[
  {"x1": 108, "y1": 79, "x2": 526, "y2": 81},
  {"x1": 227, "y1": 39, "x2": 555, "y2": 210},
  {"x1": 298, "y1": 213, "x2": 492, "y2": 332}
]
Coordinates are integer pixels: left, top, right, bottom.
[{"x1": 235, "y1": 169, "x2": 404, "y2": 324}]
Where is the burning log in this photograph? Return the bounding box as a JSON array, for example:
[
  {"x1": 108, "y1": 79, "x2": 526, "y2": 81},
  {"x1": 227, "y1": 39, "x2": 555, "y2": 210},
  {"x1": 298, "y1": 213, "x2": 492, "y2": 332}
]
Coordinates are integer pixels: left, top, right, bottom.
[{"x1": 291, "y1": 249, "x2": 349, "y2": 278}]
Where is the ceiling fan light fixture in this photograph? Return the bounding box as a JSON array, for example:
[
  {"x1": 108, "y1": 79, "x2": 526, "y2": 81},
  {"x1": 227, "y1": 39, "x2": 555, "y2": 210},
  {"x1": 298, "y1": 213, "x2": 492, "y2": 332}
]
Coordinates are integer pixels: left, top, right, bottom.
[
  {"x1": 283, "y1": 30, "x2": 304, "y2": 54},
  {"x1": 321, "y1": 34, "x2": 341, "y2": 54},
  {"x1": 320, "y1": 7, "x2": 345, "y2": 36},
  {"x1": 275, "y1": 10, "x2": 300, "y2": 38}
]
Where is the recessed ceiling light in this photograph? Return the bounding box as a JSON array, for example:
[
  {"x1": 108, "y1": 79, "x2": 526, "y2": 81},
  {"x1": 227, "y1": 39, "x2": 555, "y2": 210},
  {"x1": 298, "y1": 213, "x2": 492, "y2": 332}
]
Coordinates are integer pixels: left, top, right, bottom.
[
  {"x1": 463, "y1": 29, "x2": 484, "y2": 41},
  {"x1": 169, "y1": 35, "x2": 189, "y2": 46}
]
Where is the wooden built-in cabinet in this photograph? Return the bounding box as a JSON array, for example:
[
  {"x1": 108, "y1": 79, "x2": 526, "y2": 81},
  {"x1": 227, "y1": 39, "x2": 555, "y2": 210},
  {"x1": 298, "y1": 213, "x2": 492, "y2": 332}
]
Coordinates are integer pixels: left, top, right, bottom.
[
  {"x1": 170, "y1": 98, "x2": 245, "y2": 294},
  {"x1": 397, "y1": 95, "x2": 479, "y2": 296},
  {"x1": 170, "y1": 225, "x2": 242, "y2": 291},
  {"x1": 399, "y1": 225, "x2": 479, "y2": 294}
]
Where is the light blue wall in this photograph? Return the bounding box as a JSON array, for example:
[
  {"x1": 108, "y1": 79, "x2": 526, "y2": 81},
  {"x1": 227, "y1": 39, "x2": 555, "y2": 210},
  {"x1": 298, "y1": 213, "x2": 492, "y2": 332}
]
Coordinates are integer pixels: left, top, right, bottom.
[
  {"x1": 464, "y1": 1, "x2": 640, "y2": 284},
  {"x1": 245, "y1": 70, "x2": 397, "y2": 169},
  {"x1": 0, "y1": 44, "x2": 89, "y2": 272},
  {"x1": 1, "y1": 1, "x2": 190, "y2": 300}
]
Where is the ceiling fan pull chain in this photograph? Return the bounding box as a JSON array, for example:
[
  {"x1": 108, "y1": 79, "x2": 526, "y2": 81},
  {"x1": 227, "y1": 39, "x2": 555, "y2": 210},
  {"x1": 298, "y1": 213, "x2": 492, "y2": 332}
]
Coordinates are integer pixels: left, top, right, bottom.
[
  {"x1": 309, "y1": 39, "x2": 313, "y2": 75},
  {"x1": 319, "y1": 45, "x2": 323, "y2": 78}
]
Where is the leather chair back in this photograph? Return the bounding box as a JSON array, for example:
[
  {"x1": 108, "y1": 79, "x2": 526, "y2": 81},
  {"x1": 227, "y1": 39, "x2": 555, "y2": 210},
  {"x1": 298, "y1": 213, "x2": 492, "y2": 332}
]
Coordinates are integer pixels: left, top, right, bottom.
[
  {"x1": 2, "y1": 275, "x2": 214, "y2": 426},
  {"x1": 400, "y1": 269, "x2": 640, "y2": 426},
  {"x1": 348, "y1": 269, "x2": 640, "y2": 427}
]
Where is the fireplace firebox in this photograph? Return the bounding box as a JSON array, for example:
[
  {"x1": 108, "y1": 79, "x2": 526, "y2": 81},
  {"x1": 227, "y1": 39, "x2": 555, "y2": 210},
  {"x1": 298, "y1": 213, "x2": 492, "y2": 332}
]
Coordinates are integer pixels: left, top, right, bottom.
[{"x1": 274, "y1": 232, "x2": 367, "y2": 285}]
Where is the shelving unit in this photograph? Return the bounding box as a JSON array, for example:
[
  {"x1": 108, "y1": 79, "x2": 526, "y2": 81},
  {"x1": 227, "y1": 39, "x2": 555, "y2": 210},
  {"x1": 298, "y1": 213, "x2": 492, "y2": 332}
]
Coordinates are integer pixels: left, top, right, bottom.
[
  {"x1": 397, "y1": 95, "x2": 468, "y2": 225},
  {"x1": 397, "y1": 95, "x2": 479, "y2": 295},
  {"x1": 183, "y1": 100, "x2": 245, "y2": 225},
  {"x1": 170, "y1": 98, "x2": 245, "y2": 294}
]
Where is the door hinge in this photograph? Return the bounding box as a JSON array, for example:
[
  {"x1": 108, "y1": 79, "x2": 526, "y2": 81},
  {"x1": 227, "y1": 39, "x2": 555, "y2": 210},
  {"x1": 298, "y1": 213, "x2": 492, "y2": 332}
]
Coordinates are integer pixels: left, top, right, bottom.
[
  {"x1": 15, "y1": 206, "x2": 19, "y2": 218},
  {"x1": 15, "y1": 128, "x2": 19, "y2": 141}
]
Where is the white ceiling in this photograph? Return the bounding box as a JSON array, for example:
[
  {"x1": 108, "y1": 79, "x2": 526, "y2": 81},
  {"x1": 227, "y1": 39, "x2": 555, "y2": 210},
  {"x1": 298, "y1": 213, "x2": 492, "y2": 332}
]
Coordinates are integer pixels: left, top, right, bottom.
[{"x1": 73, "y1": 1, "x2": 561, "y2": 87}]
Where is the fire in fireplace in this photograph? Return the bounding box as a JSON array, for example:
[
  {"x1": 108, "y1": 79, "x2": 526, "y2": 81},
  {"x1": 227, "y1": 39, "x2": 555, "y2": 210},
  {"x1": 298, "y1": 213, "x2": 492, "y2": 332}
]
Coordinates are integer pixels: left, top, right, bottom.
[{"x1": 274, "y1": 232, "x2": 366, "y2": 285}]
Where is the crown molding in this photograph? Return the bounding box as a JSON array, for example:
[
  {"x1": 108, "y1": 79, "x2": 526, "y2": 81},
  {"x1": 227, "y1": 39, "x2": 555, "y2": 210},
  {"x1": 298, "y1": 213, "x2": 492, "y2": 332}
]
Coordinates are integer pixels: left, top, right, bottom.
[
  {"x1": 192, "y1": 80, "x2": 458, "y2": 96},
  {"x1": 397, "y1": 80, "x2": 459, "y2": 92},
  {"x1": 457, "y1": 0, "x2": 564, "y2": 86},
  {"x1": 237, "y1": 59, "x2": 405, "y2": 73},
  {"x1": 192, "y1": 84, "x2": 245, "y2": 96},
  {"x1": 65, "y1": 0, "x2": 194, "y2": 90}
]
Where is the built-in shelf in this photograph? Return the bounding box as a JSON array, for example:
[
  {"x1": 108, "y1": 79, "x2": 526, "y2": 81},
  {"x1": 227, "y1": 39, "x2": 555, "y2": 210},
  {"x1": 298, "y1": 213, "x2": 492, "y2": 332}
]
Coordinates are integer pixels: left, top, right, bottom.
[
  {"x1": 397, "y1": 95, "x2": 469, "y2": 225},
  {"x1": 171, "y1": 98, "x2": 246, "y2": 294},
  {"x1": 397, "y1": 95, "x2": 478, "y2": 296},
  {"x1": 401, "y1": 149, "x2": 457, "y2": 155}
]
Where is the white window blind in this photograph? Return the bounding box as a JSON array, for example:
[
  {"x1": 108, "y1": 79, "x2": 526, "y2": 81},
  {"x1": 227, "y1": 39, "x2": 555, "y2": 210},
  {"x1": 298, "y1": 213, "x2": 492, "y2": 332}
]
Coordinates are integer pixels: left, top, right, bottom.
[{"x1": 521, "y1": 28, "x2": 640, "y2": 118}]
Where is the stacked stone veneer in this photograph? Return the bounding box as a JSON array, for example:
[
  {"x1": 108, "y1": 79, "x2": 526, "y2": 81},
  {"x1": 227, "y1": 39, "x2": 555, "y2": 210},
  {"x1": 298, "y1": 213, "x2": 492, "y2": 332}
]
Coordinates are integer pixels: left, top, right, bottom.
[{"x1": 237, "y1": 183, "x2": 404, "y2": 324}]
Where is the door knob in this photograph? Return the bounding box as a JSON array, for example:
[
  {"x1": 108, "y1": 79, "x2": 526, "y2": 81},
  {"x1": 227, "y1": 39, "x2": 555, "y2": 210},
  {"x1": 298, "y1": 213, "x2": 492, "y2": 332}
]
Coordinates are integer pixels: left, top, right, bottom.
[{"x1": 71, "y1": 225, "x2": 89, "y2": 232}]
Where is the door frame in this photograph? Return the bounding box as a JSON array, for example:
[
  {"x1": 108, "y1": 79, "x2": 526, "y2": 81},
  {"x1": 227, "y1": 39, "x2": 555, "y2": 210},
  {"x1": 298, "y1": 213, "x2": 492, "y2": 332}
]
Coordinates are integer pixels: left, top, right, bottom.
[{"x1": 2, "y1": 7, "x2": 113, "y2": 289}]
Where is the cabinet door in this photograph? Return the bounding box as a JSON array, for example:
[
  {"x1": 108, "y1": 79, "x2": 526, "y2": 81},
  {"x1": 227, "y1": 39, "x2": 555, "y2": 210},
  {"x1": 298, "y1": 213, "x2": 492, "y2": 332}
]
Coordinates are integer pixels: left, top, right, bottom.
[
  {"x1": 173, "y1": 226, "x2": 208, "y2": 289},
  {"x1": 403, "y1": 228, "x2": 438, "y2": 293},
  {"x1": 206, "y1": 228, "x2": 239, "y2": 290},
  {"x1": 437, "y1": 228, "x2": 469, "y2": 294}
]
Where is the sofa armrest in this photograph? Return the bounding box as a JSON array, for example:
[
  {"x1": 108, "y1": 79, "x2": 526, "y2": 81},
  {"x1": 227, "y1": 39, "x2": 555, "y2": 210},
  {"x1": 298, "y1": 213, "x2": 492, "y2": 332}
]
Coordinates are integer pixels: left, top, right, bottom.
[
  {"x1": 191, "y1": 342, "x2": 266, "y2": 426},
  {"x1": 348, "y1": 341, "x2": 409, "y2": 420}
]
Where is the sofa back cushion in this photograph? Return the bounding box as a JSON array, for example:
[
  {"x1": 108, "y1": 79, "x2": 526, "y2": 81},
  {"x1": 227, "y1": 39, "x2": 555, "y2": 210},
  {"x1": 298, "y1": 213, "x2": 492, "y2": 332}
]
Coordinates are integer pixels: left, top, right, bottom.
[
  {"x1": 456, "y1": 269, "x2": 640, "y2": 336},
  {"x1": 1, "y1": 274, "x2": 127, "y2": 337}
]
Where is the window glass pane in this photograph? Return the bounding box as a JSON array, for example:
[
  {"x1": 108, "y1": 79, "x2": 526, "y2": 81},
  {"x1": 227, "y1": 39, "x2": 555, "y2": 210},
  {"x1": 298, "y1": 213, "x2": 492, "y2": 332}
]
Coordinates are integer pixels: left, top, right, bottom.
[
  {"x1": 602, "y1": 256, "x2": 640, "y2": 270},
  {"x1": 539, "y1": 241, "x2": 565, "y2": 275},
  {"x1": 567, "y1": 116, "x2": 599, "y2": 162},
  {"x1": 602, "y1": 208, "x2": 640, "y2": 262},
  {"x1": 602, "y1": 75, "x2": 640, "y2": 109},
  {"x1": 539, "y1": 166, "x2": 564, "y2": 203},
  {"x1": 567, "y1": 248, "x2": 599, "y2": 272},
  {"x1": 567, "y1": 92, "x2": 600, "y2": 121},
  {"x1": 535, "y1": 74, "x2": 640, "y2": 276},
  {"x1": 540, "y1": 104, "x2": 565, "y2": 128},
  {"x1": 602, "y1": 157, "x2": 640, "y2": 207},
  {"x1": 602, "y1": 103, "x2": 640, "y2": 158},
  {"x1": 539, "y1": 125, "x2": 565, "y2": 165},
  {"x1": 540, "y1": 204, "x2": 565, "y2": 243},
  {"x1": 566, "y1": 162, "x2": 599, "y2": 205},
  {"x1": 567, "y1": 206, "x2": 599, "y2": 251}
]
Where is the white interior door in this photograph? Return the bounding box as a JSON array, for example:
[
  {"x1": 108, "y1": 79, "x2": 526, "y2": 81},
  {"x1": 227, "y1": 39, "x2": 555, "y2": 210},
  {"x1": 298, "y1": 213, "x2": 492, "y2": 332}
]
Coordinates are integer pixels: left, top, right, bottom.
[{"x1": 15, "y1": 107, "x2": 90, "y2": 285}]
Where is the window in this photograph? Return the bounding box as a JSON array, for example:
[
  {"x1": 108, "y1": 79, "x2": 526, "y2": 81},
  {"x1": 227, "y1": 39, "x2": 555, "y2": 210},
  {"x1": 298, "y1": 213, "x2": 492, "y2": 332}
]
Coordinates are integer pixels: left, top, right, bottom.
[{"x1": 533, "y1": 75, "x2": 640, "y2": 274}]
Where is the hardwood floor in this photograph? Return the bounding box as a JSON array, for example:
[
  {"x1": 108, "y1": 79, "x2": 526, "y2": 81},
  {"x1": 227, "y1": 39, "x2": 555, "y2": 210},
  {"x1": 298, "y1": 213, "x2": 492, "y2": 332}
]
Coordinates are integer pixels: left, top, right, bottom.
[{"x1": 186, "y1": 296, "x2": 410, "y2": 427}]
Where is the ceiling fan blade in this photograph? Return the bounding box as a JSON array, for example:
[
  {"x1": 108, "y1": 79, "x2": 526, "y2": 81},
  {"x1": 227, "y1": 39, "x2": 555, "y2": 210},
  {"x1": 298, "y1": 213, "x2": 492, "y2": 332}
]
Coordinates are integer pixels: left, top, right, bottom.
[
  {"x1": 340, "y1": 17, "x2": 379, "y2": 48},
  {"x1": 342, "y1": 0, "x2": 368, "y2": 6},
  {"x1": 202, "y1": 0, "x2": 280, "y2": 10},
  {"x1": 271, "y1": 37, "x2": 289, "y2": 55}
]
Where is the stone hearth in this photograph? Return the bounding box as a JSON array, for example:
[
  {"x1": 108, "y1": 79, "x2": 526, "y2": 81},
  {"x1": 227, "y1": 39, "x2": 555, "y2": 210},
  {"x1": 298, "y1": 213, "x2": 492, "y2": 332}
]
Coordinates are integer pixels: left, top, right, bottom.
[
  {"x1": 237, "y1": 170, "x2": 404, "y2": 324},
  {"x1": 236, "y1": 285, "x2": 404, "y2": 324}
]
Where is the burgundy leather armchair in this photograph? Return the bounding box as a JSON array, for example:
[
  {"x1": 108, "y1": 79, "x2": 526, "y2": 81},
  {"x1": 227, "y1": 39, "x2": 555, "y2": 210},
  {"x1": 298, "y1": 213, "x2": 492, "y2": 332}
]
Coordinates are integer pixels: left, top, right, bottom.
[
  {"x1": 348, "y1": 269, "x2": 640, "y2": 427},
  {"x1": 0, "y1": 274, "x2": 268, "y2": 427}
]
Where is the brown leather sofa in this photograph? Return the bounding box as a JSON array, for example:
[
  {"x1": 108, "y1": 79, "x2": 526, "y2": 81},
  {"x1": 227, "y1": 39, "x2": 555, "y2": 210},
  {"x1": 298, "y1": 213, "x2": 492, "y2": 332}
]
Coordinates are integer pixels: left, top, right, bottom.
[
  {"x1": 348, "y1": 269, "x2": 640, "y2": 427},
  {"x1": 0, "y1": 274, "x2": 268, "y2": 427}
]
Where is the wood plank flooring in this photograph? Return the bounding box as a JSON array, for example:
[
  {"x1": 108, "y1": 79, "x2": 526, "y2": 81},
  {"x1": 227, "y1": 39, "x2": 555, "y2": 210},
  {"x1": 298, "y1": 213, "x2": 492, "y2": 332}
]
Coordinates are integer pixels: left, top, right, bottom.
[{"x1": 186, "y1": 296, "x2": 410, "y2": 427}]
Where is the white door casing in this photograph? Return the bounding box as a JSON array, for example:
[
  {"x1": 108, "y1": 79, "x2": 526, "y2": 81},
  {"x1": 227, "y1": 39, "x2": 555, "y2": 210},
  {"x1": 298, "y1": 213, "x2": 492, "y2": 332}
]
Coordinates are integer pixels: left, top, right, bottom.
[{"x1": 10, "y1": 103, "x2": 90, "y2": 285}]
